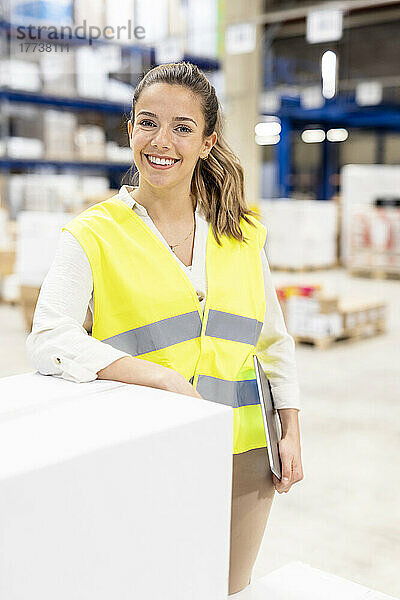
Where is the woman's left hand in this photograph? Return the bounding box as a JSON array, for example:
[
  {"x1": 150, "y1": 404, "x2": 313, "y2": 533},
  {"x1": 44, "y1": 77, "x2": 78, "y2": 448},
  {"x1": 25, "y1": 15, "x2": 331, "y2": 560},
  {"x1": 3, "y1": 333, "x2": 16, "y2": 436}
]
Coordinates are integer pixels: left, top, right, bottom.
[{"x1": 272, "y1": 433, "x2": 304, "y2": 494}]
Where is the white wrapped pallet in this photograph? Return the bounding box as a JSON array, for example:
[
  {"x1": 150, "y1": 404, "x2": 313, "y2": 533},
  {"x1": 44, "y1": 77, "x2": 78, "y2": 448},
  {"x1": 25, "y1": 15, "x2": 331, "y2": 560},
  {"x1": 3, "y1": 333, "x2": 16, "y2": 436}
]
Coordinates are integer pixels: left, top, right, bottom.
[
  {"x1": 349, "y1": 204, "x2": 400, "y2": 271},
  {"x1": 260, "y1": 199, "x2": 338, "y2": 270},
  {"x1": 341, "y1": 164, "x2": 400, "y2": 265}
]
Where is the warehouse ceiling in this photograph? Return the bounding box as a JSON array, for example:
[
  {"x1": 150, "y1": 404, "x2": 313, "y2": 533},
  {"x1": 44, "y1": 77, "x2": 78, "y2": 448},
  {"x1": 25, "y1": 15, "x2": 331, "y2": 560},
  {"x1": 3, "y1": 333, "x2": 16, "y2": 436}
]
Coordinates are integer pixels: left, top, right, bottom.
[{"x1": 262, "y1": 1, "x2": 400, "y2": 98}]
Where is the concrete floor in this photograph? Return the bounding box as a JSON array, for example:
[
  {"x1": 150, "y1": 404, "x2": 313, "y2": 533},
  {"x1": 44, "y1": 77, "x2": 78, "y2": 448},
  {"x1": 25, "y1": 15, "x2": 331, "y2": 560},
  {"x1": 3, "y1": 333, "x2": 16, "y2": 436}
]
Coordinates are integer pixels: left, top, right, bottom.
[{"x1": 1, "y1": 268, "x2": 399, "y2": 598}]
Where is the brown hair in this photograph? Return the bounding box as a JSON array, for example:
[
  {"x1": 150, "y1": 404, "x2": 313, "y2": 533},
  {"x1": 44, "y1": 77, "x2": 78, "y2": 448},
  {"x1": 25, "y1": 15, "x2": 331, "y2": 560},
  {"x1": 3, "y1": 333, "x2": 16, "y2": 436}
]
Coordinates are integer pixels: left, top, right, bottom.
[{"x1": 123, "y1": 61, "x2": 257, "y2": 245}]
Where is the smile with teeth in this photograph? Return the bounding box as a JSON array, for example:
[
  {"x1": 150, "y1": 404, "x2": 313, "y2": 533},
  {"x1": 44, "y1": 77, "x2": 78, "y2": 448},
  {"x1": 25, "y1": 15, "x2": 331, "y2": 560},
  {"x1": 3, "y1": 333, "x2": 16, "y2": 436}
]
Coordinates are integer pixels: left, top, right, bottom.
[{"x1": 145, "y1": 154, "x2": 180, "y2": 168}]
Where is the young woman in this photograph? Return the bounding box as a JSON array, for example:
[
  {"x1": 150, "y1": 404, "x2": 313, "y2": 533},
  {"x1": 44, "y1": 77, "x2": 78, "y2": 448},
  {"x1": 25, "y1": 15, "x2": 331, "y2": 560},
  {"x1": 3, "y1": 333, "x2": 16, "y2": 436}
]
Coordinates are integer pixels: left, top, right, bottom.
[{"x1": 27, "y1": 61, "x2": 303, "y2": 595}]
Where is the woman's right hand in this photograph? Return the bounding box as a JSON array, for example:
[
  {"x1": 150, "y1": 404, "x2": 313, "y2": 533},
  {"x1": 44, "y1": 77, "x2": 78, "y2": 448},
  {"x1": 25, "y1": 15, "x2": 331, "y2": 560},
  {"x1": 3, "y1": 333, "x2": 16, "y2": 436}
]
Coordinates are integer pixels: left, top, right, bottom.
[{"x1": 160, "y1": 369, "x2": 204, "y2": 400}]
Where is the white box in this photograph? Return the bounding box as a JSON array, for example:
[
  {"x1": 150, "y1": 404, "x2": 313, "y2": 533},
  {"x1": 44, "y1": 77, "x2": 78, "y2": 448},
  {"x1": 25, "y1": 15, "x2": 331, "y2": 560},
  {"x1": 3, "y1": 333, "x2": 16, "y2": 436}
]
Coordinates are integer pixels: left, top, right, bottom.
[
  {"x1": 6, "y1": 136, "x2": 43, "y2": 159},
  {"x1": 186, "y1": 0, "x2": 218, "y2": 58},
  {"x1": 43, "y1": 110, "x2": 77, "y2": 160},
  {"x1": 74, "y1": 0, "x2": 104, "y2": 29},
  {"x1": 41, "y1": 51, "x2": 76, "y2": 97},
  {"x1": 0, "y1": 373, "x2": 233, "y2": 600},
  {"x1": 75, "y1": 125, "x2": 106, "y2": 161},
  {"x1": 16, "y1": 211, "x2": 70, "y2": 286},
  {"x1": 104, "y1": 0, "x2": 135, "y2": 43},
  {"x1": 236, "y1": 561, "x2": 398, "y2": 600},
  {"x1": 0, "y1": 59, "x2": 41, "y2": 91},
  {"x1": 106, "y1": 141, "x2": 132, "y2": 162},
  {"x1": 135, "y1": 0, "x2": 168, "y2": 44},
  {"x1": 75, "y1": 47, "x2": 108, "y2": 98}
]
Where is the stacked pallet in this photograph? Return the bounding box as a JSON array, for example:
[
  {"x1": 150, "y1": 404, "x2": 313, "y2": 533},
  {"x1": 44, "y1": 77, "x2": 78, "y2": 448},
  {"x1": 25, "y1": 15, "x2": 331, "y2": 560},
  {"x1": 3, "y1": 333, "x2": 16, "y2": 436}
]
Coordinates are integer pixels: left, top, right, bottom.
[
  {"x1": 277, "y1": 285, "x2": 386, "y2": 349},
  {"x1": 349, "y1": 202, "x2": 400, "y2": 279},
  {"x1": 341, "y1": 165, "x2": 400, "y2": 279},
  {"x1": 260, "y1": 199, "x2": 338, "y2": 271}
]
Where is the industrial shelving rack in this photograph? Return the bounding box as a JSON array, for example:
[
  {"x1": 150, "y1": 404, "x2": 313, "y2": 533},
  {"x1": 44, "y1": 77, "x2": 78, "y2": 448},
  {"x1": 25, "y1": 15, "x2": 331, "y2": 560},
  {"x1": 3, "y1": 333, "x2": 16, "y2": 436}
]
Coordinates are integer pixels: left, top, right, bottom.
[
  {"x1": 267, "y1": 93, "x2": 400, "y2": 200},
  {"x1": 0, "y1": 18, "x2": 220, "y2": 192}
]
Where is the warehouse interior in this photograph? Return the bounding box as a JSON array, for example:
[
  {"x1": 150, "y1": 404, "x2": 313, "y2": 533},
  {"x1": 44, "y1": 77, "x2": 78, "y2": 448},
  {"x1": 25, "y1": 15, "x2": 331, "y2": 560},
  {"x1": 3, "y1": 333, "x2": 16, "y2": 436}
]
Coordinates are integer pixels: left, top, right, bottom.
[{"x1": 0, "y1": 1, "x2": 399, "y2": 598}]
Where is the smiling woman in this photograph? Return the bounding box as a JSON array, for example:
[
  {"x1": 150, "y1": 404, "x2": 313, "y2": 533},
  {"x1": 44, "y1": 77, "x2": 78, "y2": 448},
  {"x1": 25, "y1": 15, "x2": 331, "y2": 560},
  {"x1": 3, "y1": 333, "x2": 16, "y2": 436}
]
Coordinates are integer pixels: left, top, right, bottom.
[
  {"x1": 122, "y1": 62, "x2": 257, "y2": 246},
  {"x1": 26, "y1": 61, "x2": 302, "y2": 597}
]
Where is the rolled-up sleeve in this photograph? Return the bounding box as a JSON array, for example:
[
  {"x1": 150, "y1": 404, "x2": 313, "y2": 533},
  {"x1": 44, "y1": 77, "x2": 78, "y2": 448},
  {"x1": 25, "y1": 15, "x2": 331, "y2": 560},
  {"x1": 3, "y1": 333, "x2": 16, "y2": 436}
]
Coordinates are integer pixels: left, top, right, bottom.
[
  {"x1": 26, "y1": 230, "x2": 130, "y2": 383},
  {"x1": 255, "y1": 246, "x2": 300, "y2": 410}
]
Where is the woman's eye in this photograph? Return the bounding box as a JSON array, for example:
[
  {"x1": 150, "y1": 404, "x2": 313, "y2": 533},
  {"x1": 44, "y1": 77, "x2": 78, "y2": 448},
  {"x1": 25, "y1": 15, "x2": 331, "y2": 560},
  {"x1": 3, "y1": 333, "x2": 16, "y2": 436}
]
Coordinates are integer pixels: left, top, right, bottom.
[
  {"x1": 176, "y1": 125, "x2": 192, "y2": 133},
  {"x1": 139, "y1": 119, "x2": 155, "y2": 127}
]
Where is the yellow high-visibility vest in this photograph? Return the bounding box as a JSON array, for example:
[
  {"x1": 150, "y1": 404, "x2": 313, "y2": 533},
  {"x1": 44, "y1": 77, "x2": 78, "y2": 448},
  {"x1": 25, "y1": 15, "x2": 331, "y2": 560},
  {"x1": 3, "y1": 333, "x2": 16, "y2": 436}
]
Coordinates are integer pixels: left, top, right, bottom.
[{"x1": 63, "y1": 195, "x2": 268, "y2": 455}]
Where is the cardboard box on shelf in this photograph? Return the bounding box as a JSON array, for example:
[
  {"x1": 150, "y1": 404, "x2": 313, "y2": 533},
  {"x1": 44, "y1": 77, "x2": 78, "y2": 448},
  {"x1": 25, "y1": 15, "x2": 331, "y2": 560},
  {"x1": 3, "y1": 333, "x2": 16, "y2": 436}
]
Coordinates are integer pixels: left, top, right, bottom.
[
  {"x1": 0, "y1": 59, "x2": 41, "y2": 92},
  {"x1": 7, "y1": 174, "x2": 113, "y2": 216},
  {"x1": 104, "y1": 77, "x2": 135, "y2": 104},
  {"x1": 104, "y1": 0, "x2": 135, "y2": 43},
  {"x1": 5, "y1": 137, "x2": 44, "y2": 159},
  {"x1": 106, "y1": 141, "x2": 132, "y2": 163},
  {"x1": 43, "y1": 110, "x2": 77, "y2": 160},
  {"x1": 135, "y1": 0, "x2": 168, "y2": 44},
  {"x1": 41, "y1": 52, "x2": 76, "y2": 97},
  {"x1": 0, "y1": 249, "x2": 16, "y2": 277},
  {"x1": 74, "y1": 0, "x2": 104, "y2": 29},
  {"x1": 75, "y1": 125, "x2": 106, "y2": 161},
  {"x1": 186, "y1": 0, "x2": 219, "y2": 59},
  {"x1": 75, "y1": 47, "x2": 108, "y2": 99},
  {"x1": 8, "y1": 104, "x2": 43, "y2": 139},
  {"x1": 8, "y1": 174, "x2": 79, "y2": 215}
]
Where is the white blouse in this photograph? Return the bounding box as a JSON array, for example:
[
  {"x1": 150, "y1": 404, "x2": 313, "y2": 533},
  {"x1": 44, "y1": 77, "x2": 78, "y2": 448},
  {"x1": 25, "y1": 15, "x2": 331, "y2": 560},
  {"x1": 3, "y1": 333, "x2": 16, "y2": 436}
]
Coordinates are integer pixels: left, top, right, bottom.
[{"x1": 26, "y1": 185, "x2": 300, "y2": 410}]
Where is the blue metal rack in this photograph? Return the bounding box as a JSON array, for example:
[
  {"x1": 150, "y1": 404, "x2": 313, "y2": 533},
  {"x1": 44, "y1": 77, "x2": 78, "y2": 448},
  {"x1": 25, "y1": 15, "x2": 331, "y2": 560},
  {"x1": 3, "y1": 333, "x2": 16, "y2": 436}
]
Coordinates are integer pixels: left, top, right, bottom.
[
  {"x1": 0, "y1": 89, "x2": 129, "y2": 114},
  {"x1": 0, "y1": 158, "x2": 131, "y2": 171},
  {"x1": 267, "y1": 94, "x2": 400, "y2": 199}
]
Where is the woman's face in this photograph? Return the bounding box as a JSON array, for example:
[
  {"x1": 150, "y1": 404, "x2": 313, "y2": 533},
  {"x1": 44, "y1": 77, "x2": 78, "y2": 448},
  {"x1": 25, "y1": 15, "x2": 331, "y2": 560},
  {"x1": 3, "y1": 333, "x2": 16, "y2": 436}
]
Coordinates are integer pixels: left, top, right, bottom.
[{"x1": 127, "y1": 83, "x2": 216, "y2": 190}]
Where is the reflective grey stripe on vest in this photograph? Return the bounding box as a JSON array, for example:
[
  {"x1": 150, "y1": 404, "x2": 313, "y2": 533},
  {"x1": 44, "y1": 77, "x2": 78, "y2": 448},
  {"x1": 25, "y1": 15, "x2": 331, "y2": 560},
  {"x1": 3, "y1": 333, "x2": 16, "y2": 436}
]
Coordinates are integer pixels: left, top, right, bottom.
[
  {"x1": 102, "y1": 311, "x2": 202, "y2": 356},
  {"x1": 205, "y1": 309, "x2": 263, "y2": 346},
  {"x1": 195, "y1": 374, "x2": 259, "y2": 409}
]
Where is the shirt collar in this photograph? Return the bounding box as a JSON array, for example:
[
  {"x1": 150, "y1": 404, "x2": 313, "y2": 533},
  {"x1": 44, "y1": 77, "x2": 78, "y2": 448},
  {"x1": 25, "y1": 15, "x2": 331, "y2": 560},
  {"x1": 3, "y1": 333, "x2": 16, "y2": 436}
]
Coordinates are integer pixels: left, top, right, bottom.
[
  {"x1": 117, "y1": 185, "x2": 203, "y2": 218},
  {"x1": 118, "y1": 185, "x2": 148, "y2": 216}
]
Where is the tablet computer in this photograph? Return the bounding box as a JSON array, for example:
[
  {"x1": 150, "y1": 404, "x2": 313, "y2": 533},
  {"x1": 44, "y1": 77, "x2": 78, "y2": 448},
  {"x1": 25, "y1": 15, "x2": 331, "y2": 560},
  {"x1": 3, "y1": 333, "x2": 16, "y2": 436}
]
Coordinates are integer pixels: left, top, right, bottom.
[{"x1": 253, "y1": 354, "x2": 282, "y2": 480}]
